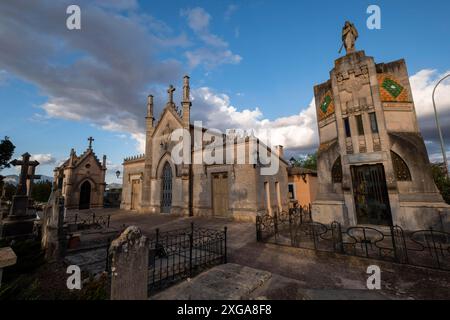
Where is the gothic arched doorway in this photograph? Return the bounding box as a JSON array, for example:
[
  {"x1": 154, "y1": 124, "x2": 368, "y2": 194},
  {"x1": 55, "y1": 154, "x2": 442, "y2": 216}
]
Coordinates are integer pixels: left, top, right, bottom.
[
  {"x1": 160, "y1": 162, "x2": 172, "y2": 213},
  {"x1": 79, "y1": 180, "x2": 91, "y2": 210}
]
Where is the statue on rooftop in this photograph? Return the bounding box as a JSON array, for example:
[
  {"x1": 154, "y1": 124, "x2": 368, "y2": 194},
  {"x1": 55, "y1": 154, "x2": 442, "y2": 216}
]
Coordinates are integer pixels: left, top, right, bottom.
[{"x1": 339, "y1": 21, "x2": 358, "y2": 54}]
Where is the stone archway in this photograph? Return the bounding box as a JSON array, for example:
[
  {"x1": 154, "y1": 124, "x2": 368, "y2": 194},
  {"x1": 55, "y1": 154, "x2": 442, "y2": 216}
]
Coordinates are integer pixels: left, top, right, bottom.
[{"x1": 79, "y1": 180, "x2": 91, "y2": 210}]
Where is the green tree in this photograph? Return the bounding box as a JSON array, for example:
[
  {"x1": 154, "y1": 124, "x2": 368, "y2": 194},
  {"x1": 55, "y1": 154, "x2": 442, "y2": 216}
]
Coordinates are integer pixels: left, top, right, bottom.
[
  {"x1": 0, "y1": 136, "x2": 16, "y2": 195},
  {"x1": 31, "y1": 181, "x2": 52, "y2": 203},
  {"x1": 431, "y1": 163, "x2": 450, "y2": 204},
  {"x1": 0, "y1": 136, "x2": 15, "y2": 171},
  {"x1": 290, "y1": 152, "x2": 317, "y2": 170}
]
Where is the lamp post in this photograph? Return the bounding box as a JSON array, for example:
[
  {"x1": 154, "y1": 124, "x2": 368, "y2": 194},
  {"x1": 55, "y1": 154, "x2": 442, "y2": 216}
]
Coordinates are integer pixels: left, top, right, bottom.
[
  {"x1": 432, "y1": 74, "x2": 450, "y2": 178},
  {"x1": 115, "y1": 170, "x2": 121, "y2": 179}
]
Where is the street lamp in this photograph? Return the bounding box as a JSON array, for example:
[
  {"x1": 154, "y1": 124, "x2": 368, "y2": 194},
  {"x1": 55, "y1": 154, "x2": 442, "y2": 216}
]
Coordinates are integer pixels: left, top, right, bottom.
[
  {"x1": 115, "y1": 170, "x2": 121, "y2": 179},
  {"x1": 432, "y1": 74, "x2": 450, "y2": 178}
]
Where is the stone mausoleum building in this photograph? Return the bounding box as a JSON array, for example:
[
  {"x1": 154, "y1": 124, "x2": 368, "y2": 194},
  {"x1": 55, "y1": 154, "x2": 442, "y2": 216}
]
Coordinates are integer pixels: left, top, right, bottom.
[
  {"x1": 54, "y1": 138, "x2": 107, "y2": 210},
  {"x1": 121, "y1": 76, "x2": 289, "y2": 221},
  {"x1": 312, "y1": 22, "x2": 449, "y2": 230}
]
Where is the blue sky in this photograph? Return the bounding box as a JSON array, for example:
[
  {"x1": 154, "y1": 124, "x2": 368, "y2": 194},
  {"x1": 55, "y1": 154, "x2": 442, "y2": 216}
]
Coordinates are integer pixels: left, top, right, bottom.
[{"x1": 1, "y1": 0, "x2": 450, "y2": 183}]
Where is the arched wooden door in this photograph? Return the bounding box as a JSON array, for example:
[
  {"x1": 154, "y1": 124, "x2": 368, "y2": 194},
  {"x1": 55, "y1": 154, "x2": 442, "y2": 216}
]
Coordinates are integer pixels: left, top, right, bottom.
[
  {"x1": 160, "y1": 162, "x2": 172, "y2": 213},
  {"x1": 79, "y1": 180, "x2": 91, "y2": 210}
]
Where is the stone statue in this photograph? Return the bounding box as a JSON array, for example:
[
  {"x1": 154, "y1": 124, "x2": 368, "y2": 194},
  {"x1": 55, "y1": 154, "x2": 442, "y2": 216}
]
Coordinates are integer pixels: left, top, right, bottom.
[{"x1": 340, "y1": 21, "x2": 358, "y2": 54}]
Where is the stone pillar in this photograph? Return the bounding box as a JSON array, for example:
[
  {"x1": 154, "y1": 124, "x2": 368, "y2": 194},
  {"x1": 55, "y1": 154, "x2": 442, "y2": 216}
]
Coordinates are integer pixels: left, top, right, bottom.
[
  {"x1": 141, "y1": 95, "x2": 155, "y2": 210},
  {"x1": 182, "y1": 75, "x2": 191, "y2": 129},
  {"x1": 110, "y1": 226, "x2": 149, "y2": 300}
]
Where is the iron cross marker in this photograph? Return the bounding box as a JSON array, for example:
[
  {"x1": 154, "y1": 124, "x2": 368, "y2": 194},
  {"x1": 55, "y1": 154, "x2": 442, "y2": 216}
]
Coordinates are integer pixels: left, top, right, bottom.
[{"x1": 88, "y1": 136, "x2": 95, "y2": 149}]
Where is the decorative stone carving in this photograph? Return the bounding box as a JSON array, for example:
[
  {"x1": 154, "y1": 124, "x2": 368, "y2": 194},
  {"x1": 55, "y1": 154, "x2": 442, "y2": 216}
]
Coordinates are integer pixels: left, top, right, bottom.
[
  {"x1": 332, "y1": 157, "x2": 343, "y2": 183},
  {"x1": 391, "y1": 151, "x2": 412, "y2": 181}
]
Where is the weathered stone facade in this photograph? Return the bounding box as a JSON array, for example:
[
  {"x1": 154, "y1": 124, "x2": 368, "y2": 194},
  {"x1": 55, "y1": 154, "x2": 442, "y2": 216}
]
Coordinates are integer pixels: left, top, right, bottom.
[
  {"x1": 54, "y1": 140, "x2": 107, "y2": 210},
  {"x1": 312, "y1": 30, "x2": 449, "y2": 230},
  {"x1": 121, "y1": 76, "x2": 289, "y2": 221}
]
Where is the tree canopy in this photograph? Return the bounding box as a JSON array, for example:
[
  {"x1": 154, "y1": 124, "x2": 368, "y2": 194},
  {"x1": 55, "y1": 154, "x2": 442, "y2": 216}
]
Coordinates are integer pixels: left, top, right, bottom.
[
  {"x1": 0, "y1": 136, "x2": 15, "y2": 171},
  {"x1": 431, "y1": 162, "x2": 450, "y2": 204},
  {"x1": 289, "y1": 152, "x2": 317, "y2": 171}
]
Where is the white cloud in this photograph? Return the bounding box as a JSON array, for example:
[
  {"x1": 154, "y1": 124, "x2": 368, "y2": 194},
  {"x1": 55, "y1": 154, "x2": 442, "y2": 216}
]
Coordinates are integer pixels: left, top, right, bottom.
[
  {"x1": 31, "y1": 154, "x2": 56, "y2": 165},
  {"x1": 410, "y1": 69, "x2": 450, "y2": 154},
  {"x1": 190, "y1": 87, "x2": 318, "y2": 152},
  {"x1": 186, "y1": 48, "x2": 242, "y2": 69},
  {"x1": 411, "y1": 69, "x2": 450, "y2": 118},
  {"x1": 181, "y1": 7, "x2": 242, "y2": 69},
  {"x1": 0, "y1": 69, "x2": 9, "y2": 85},
  {"x1": 182, "y1": 7, "x2": 211, "y2": 33},
  {"x1": 224, "y1": 4, "x2": 238, "y2": 21}
]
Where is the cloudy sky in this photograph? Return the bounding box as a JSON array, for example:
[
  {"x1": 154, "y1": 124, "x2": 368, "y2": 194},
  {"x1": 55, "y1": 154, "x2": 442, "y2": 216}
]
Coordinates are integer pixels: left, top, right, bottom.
[{"x1": 0, "y1": 0, "x2": 449, "y2": 183}]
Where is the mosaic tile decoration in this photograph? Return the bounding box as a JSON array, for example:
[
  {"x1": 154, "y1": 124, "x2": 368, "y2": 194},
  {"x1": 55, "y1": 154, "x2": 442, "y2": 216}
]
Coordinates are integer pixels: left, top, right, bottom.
[
  {"x1": 378, "y1": 74, "x2": 410, "y2": 103},
  {"x1": 318, "y1": 91, "x2": 335, "y2": 121}
]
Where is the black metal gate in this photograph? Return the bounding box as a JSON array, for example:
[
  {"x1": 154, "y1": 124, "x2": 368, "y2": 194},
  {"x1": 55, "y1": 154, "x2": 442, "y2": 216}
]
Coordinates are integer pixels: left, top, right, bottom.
[
  {"x1": 161, "y1": 162, "x2": 172, "y2": 213},
  {"x1": 351, "y1": 164, "x2": 392, "y2": 226}
]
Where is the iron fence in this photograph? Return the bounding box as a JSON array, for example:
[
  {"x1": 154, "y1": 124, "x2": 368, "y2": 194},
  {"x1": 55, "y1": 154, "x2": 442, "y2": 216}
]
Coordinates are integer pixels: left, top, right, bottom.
[
  {"x1": 148, "y1": 222, "x2": 227, "y2": 294},
  {"x1": 256, "y1": 207, "x2": 450, "y2": 271},
  {"x1": 65, "y1": 212, "x2": 111, "y2": 230}
]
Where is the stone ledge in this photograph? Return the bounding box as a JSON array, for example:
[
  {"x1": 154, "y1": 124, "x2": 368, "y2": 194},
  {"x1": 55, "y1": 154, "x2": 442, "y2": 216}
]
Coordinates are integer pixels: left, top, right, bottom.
[{"x1": 152, "y1": 263, "x2": 272, "y2": 300}]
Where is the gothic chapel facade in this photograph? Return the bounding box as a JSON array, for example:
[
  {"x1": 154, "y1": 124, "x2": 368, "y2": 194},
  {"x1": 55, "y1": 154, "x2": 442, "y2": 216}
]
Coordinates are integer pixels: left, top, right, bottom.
[{"x1": 121, "y1": 76, "x2": 289, "y2": 221}]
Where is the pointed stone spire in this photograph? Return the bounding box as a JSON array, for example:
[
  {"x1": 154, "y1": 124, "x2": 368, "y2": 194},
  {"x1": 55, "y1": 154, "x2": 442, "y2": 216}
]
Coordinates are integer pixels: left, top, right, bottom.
[
  {"x1": 182, "y1": 75, "x2": 191, "y2": 103},
  {"x1": 69, "y1": 148, "x2": 76, "y2": 167},
  {"x1": 146, "y1": 95, "x2": 154, "y2": 119},
  {"x1": 181, "y1": 75, "x2": 191, "y2": 128}
]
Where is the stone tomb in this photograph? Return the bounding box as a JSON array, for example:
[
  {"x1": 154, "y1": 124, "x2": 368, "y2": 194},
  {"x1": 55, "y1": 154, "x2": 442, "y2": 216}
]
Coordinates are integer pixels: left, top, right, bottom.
[
  {"x1": 312, "y1": 22, "x2": 450, "y2": 230},
  {"x1": 1, "y1": 152, "x2": 39, "y2": 239}
]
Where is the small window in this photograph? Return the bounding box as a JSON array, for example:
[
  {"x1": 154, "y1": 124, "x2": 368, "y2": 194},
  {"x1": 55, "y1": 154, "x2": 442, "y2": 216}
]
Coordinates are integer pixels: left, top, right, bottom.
[
  {"x1": 356, "y1": 115, "x2": 364, "y2": 136},
  {"x1": 344, "y1": 118, "x2": 351, "y2": 138},
  {"x1": 288, "y1": 184, "x2": 295, "y2": 200},
  {"x1": 369, "y1": 112, "x2": 379, "y2": 133}
]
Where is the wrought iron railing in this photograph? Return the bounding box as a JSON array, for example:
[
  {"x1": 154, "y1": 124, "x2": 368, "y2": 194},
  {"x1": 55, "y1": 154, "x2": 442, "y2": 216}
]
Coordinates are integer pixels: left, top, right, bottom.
[
  {"x1": 65, "y1": 211, "x2": 111, "y2": 230},
  {"x1": 148, "y1": 222, "x2": 227, "y2": 294},
  {"x1": 256, "y1": 207, "x2": 450, "y2": 271}
]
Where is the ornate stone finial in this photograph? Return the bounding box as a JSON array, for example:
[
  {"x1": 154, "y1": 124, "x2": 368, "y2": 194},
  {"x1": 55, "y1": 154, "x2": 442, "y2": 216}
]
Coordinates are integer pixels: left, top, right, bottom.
[
  {"x1": 340, "y1": 21, "x2": 358, "y2": 55},
  {"x1": 167, "y1": 85, "x2": 176, "y2": 106},
  {"x1": 183, "y1": 75, "x2": 190, "y2": 103},
  {"x1": 147, "y1": 94, "x2": 154, "y2": 118},
  {"x1": 88, "y1": 136, "x2": 95, "y2": 149},
  {"x1": 102, "y1": 155, "x2": 107, "y2": 167}
]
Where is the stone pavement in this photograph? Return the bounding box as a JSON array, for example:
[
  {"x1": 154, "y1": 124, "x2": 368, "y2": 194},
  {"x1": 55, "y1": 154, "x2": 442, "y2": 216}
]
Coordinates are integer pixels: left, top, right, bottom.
[
  {"x1": 152, "y1": 263, "x2": 387, "y2": 300},
  {"x1": 91, "y1": 209, "x2": 450, "y2": 300}
]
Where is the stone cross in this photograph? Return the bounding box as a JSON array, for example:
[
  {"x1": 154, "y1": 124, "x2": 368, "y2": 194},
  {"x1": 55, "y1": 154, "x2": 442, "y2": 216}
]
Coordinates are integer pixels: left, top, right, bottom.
[
  {"x1": 167, "y1": 85, "x2": 176, "y2": 105},
  {"x1": 26, "y1": 165, "x2": 41, "y2": 197},
  {"x1": 10, "y1": 153, "x2": 39, "y2": 196},
  {"x1": 88, "y1": 136, "x2": 95, "y2": 149}
]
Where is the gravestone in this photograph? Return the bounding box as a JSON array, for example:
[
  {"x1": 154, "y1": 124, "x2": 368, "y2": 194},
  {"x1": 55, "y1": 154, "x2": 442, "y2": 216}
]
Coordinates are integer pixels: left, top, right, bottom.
[
  {"x1": 41, "y1": 189, "x2": 66, "y2": 259},
  {"x1": 1, "y1": 153, "x2": 39, "y2": 239},
  {"x1": 110, "y1": 226, "x2": 149, "y2": 300},
  {"x1": 0, "y1": 247, "x2": 17, "y2": 288}
]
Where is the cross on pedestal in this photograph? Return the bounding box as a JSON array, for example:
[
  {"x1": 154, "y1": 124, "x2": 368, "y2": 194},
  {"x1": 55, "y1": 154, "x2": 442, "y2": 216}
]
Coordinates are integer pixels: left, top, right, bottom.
[
  {"x1": 26, "y1": 165, "x2": 41, "y2": 197},
  {"x1": 88, "y1": 136, "x2": 95, "y2": 149},
  {"x1": 10, "y1": 153, "x2": 39, "y2": 196},
  {"x1": 167, "y1": 85, "x2": 176, "y2": 105}
]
